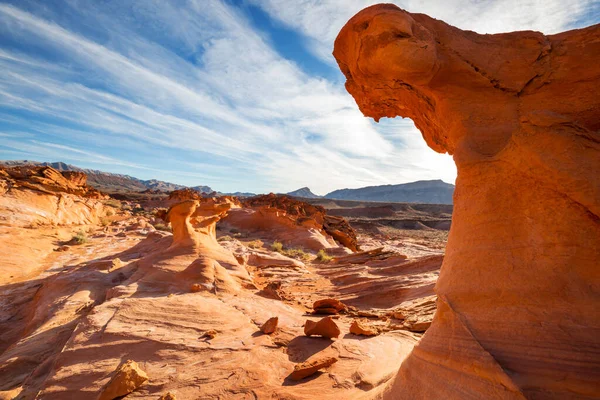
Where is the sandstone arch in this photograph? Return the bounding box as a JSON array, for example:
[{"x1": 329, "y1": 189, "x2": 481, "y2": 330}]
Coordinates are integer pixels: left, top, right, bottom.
[{"x1": 333, "y1": 4, "x2": 600, "y2": 399}]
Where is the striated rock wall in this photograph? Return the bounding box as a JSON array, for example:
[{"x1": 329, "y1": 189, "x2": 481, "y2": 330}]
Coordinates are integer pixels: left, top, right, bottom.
[
  {"x1": 334, "y1": 4, "x2": 600, "y2": 399},
  {"x1": 0, "y1": 166, "x2": 108, "y2": 227}
]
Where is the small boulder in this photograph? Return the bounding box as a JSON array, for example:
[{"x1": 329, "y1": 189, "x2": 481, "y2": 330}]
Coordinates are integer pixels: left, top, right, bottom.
[
  {"x1": 260, "y1": 317, "x2": 278, "y2": 334},
  {"x1": 313, "y1": 298, "x2": 346, "y2": 315},
  {"x1": 159, "y1": 392, "x2": 176, "y2": 400},
  {"x1": 349, "y1": 320, "x2": 379, "y2": 336},
  {"x1": 289, "y1": 356, "x2": 338, "y2": 381},
  {"x1": 201, "y1": 330, "x2": 217, "y2": 339},
  {"x1": 392, "y1": 311, "x2": 405, "y2": 320},
  {"x1": 98, "y1": 360, "x2": 148, "y2": 400},
  {"x1": 304, "y1": 317, "x2": 341, "y2": 338}
]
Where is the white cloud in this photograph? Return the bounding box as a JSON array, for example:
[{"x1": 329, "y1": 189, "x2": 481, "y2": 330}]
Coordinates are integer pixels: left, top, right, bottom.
[
  {"x1": 0, "y1": 0, "x2": 489, "y2": 193},
  {"x1": 251, "y1": 0, "x2": 595, "y2": 62}
]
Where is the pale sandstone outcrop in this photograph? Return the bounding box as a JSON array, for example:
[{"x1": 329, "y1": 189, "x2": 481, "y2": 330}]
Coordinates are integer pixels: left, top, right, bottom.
[{"x1": 334, "y1": 4, "x2": 600, "y2": 399}]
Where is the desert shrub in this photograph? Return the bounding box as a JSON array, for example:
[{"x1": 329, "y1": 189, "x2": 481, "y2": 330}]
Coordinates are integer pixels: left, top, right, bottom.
[
  {"x1": 247, "y1": 239, "x2": 264, "y2": 249},
  {"x1": 282, "y1": 248, "x2": 312, "y2": 262},
  {"x1": 132, "y1": 207, "x2": 145, "y2": 215},
  {"x1": 218, "y1": 235, "x2": 234, "y2": 242},
  {"x1": 99, "y1": 217, "x2": 111, "y2": 227},
  {"x1": 104, "y1": 199, "x2": 121, "y2": 209},
  {"x1": 71, "y1": 230, "x2": 88, "y2": 245},
  {"x1": 105, "y1": 208, "x2": 115, "y2": 217},
  {"x1": 271, "y1": 241, "x2": 283, "y2": 252},
  {"x1": 315, "y1": 249, "x2": 333, "y2": 262},
  {"x1": 154, "y1": 223, "x2": 172, "y2": 232}
]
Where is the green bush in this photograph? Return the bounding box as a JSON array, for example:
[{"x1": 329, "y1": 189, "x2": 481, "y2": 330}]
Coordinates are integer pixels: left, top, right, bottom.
[
  {"x1": 282, "y1": 248, "x2": 312, "y2": 262},
  {"x1": 154, "y1": 223, "x2": 172, "y2": 232},
  {"x1": 104, "y1": 199, "x2": 121, "y2": 209},
  {"x1": 71, "y1": 230, "x2": 88, "y2": 245},
  {"x1": 271, "y1": 241, "x2": 283, "y2": 252},
  {"x1": 315, "y1": 249, "x2": 332, "y2": 262}
]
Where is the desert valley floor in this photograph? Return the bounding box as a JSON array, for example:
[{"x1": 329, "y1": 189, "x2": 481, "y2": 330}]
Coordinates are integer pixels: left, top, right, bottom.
[{"x1": 0, "y1": 165, "x2": 449, "y2": 399}]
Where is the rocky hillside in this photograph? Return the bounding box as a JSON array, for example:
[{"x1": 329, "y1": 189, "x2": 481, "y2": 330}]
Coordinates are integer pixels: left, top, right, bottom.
[
  {"x1": 0, "y1": 160, "x2": 213, "y2": 194},
  {"x1": 325, "y1": 180, "x2": 454, "y2": 204}
]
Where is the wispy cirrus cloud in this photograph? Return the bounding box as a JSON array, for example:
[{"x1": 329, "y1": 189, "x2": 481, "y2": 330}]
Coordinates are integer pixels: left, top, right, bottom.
[{"x1": 0, "y1": 0, "x2": 594, "y2": 194}]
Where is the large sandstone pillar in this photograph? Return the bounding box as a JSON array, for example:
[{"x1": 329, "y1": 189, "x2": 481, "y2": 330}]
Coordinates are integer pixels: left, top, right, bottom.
[{"x1": 333, "y1": 5, "x2": 600, "y2": 398}]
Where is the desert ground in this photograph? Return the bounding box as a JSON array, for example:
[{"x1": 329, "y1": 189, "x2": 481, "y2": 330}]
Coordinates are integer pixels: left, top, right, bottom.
[{"x1": 0, "y1": 165, "x2": 446, "y2": 399}]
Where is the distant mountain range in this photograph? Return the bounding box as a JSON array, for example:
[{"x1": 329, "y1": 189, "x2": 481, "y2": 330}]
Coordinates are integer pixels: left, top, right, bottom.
[
  {"x1": 287, "y1": 180, "x2": 454, "y2": 204},
  {"x1": 324, "y1": 180, "x2": 454, "y2": 204},
  {"x1": 1, "y1": 160, "x2": 453, "y2": 203}
]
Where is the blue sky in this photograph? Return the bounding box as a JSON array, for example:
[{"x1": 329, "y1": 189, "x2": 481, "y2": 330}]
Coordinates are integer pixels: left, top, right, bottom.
[{"x1": 0, "y1": 0, "x2": 598, "y2": 194}]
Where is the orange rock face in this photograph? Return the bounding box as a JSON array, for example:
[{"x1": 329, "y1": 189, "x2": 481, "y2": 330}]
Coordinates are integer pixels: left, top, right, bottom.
[{"x1": 334, "y1": 4, "x2": 600, "y2": 399}]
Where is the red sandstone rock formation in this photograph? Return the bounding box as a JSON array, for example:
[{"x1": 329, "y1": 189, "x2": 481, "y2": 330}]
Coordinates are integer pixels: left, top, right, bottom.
[
  {"x1": 334, "y1": 4, "x2": 600, "y2": 399},
  {"x1": 313, "y1": 298, "x2": 346, "y2": 315},
  {"x1": 304, "y1": 316, "x2": 341, "y2": 338},
  {"x1": 223, "y1": 194, "x2": 359, "y2": 251},
  {"x1": 136, "y1": 198, "x2": 253, "y2": 293}
]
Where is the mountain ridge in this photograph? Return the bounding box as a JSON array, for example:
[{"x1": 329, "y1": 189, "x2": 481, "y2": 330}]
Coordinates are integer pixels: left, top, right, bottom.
[
  {"x1": 324, "y1": 179, "x2": 454, "y2": 204},
  {"x1": 286, "y1": 187, "x2": 321, "y2": 198},
  {"x1": 0, "y1": 160, "x2": 210, "y2": 193},
  {"x1": 1, "y1": 160, "x2": 453, "y2": 203}
]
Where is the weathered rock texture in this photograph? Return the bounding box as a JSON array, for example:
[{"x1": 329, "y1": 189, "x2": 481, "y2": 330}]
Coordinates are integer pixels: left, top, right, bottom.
[
  {"x1": 334, "y1": 4, "x2": 600, "y2": 399},
  {"x1": 221, "y1": 194, "x2": 359, "y2": 251},
  {"x1": 0, "y1": 166, "x2": 108, "y2": 227}
]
